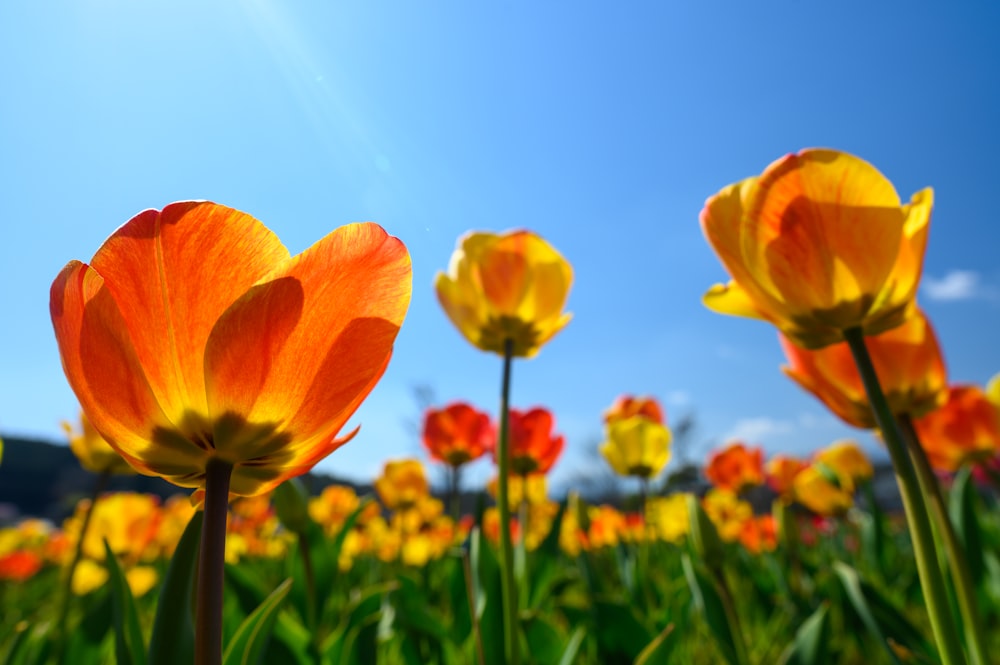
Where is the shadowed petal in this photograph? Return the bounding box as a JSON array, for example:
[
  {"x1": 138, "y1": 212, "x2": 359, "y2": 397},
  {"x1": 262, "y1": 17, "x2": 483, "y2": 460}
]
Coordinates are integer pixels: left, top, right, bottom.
[{"x1": 50, "y1": 261, "x2": 205, "y2": 476}]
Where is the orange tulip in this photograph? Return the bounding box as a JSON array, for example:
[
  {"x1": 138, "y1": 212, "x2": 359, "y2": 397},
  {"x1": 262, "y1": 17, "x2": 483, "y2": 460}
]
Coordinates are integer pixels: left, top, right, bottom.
[
  {"x1": 435, "y1": 230, "x2": 573, "y2": 358},
  {"x1": 50, "y1": 202, "x2": 411, "y2": 498},
  {"x1": 705, "y1": 442, "x2": 764, "y2": 492},
  {"x1": 422, "y1": 402, "x2": 494, "y2": 467},
  {"x1": 701, "y1": 149, "x2": 932, "y2": 349},
  {"x1": 765, "y1": 455, "x2": 807, "y2": 498},
  {"x1": 603, "y1": 395, "x2": 664, "y2": 425},
  {"x1": 781, "y1": 310, "x2": 947, "y2": 428},
  {"x1": 739, "y1": 515, "x2": 778, "y2": 554},
  {"x1": 500, "y1": 407, "x2": 564, "y2": 475},
  {"x1": 912, "y1": 386, "x2": 1000, "y2": 472},
  {"x1": 63, "y1": 411, "x2": 135, "y2": 475},
  {"x1": 0, "y1": 551, "x2": 43, "y2": 582}
]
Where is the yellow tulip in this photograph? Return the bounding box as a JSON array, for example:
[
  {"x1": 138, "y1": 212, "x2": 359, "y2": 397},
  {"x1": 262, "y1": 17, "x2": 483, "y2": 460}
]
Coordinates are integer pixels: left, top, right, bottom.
[
  {"x1": 599, "y1": 416, "x2": 671, "y2": 479},
  {"x1": 815, "y1": 440, "x2": 873, "y2": 483},
  {"x1": 63, "y1": 411, "x2": 135, "y2": 475},
  {"x1": 701, "y1": 149, "x2": 932, "y2": 349},
  {"x1": 435, "y1": 230, "x2": 572, "y2": 357},
  {"x1": 793, "y1": 464, "x2": 854, "y2": 516}
]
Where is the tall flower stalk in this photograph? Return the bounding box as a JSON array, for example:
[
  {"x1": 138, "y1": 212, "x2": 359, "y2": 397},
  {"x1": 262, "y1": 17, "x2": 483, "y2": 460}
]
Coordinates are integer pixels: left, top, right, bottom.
[{"x1": 844, "y1": 328, "x2": 965, "y2": 665}]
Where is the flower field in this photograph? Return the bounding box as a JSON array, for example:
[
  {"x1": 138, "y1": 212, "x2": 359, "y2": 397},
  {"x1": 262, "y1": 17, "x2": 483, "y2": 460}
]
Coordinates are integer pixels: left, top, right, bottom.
[{"x1": 2, "y1": 149, "x2": 1000, "y2": 665}]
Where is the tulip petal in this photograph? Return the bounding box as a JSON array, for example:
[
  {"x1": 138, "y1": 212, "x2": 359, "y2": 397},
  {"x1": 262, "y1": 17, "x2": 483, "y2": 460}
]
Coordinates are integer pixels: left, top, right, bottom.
[
  {"x1": 751, "y1": 150, "x2": 904, "y2": 316},
  {"x1": 50, "y1": 262, "x2": 205, "y2": 476},
  {"x1": 204, "y1": 222, "x2": 411, "y2": 463},
  {"x1": 702, "y1": 281, "x2": 768, "y2": 320},
  {"x1": 90, "y1": 202, "x2": 290, "y2": 422}
]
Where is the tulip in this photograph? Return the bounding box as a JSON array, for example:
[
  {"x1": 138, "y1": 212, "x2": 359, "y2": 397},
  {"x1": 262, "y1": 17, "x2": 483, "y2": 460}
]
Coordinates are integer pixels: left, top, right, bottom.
[
  {"x1": 792, "y1": 463, "x2": 854, "y2": 517},
  {"x1": 502, "y1": 407, "x2": 564, "y2": 475},
  {"x1": 50, "y1": 201, "x2": 410, "y2": 665},
  {"x1": 422, "y1": 402, "x2": 494, "y2": 467},
  {"x1": 704, "y1": 442, "x2": 764, "y2": 492},
  {"x1": 702, "y1": 149, "x2": 932, "y2": 349},
  {"x1": 815, "y1": 439, "x2": 873, "y2": 483},
  {"x1": 701, "y1": 488, "x2": 753, "y2": 542},
  {"x1": 764, "y1": 454, "x2": 807, "y2": 499},
  {"x1": 604, "y1": 395, "x2": 665, "y2": 425},
  {"x1": 599, "y1": 415, "x2": 671, "y2": 479},
  {"x1": 375, "y1": 459, "x2": 430, "y2": 511},
  {"x1": 50, "y1": 201, "x2": 411, "y2": 497},
  {"x1": 63, "y1": 411, "x2": 135, "y2": 476},
  {"x1": 912, "y1": 386, "x2": 1000, "y2": 473},
  {"x1": 435, "y1": 230, "x2": 572, "y2": 358},
  {"x1": 781, "y1": 310, "x2": 947, "y2": 428}
]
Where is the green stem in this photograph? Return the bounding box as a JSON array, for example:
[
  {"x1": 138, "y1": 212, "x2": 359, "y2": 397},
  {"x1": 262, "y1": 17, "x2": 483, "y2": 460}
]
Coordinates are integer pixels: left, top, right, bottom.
[
  {"x1": 495, "y1": 337, "x2": 520, "y2": 665},
  {"x1": 195, "y1": 458, "x2": 233, "y2": 665},
  {"x1": 462, "y1": 550, "x2": 487, "y2": 665},
  {"x1": 56, "y1": 469, "x2": 109, "y2": 664},
  {"x1": 714, "y1": 566, "x2": 751, "y2": 665},
  {"x1": 844, "y1": 327, "x2": 966, "y2": 665},
  {"x1": 899, "y1": 414, "x2": 988, "y2": 665},
  {"x1": 298, "y1": 530, "x2": 318, "y2": 632}
]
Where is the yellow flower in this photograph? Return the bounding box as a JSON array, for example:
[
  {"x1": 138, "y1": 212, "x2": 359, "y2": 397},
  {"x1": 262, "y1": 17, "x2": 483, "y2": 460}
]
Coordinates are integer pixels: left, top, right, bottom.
[
  {"x1": 646, "y1": 494, "x2": 690, "y2": 543},
  {"x1": 701, "y1": 489, "x2": 752, "y2": 542},
  {"x1": 72, "y1": 559, "x2": 108, "y2": 595},
  {"x1": 793, "y1": 464, "x2": 854, "y2": 516},
  {"x1": 126, "y1": 566, "x2": 159, "y2": 597},
  {"x1": 487, "y1": 472, "x2": 548, "y2": 509},
  {"x1": 375, "y1": 459, "x2": 429, "y2": 511},
  {"x1": 701, "y1": 149, "x2": 932, "y2": 349},
  {"x1": 436, "y1": 230, "x2": 573, "y2": 357},
  {"x1": 815, "y1": 440, "x2": 873, "y2": 483},
  {"x1": 63, "y1": 411, "x2": 135, "y2": 475},
  {"x1": 599, "y1": 416, "x2": 671, "y2": 479}
]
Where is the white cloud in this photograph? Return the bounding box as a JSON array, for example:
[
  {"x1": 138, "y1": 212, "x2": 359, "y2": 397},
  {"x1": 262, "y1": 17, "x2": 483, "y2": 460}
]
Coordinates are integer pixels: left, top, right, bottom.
[
  {"x1": 723, "y1": 417, "x2": 794, "y2": 443},
  {"x1": 922, "y1": 270, "x2": 981, "y2": 301}
]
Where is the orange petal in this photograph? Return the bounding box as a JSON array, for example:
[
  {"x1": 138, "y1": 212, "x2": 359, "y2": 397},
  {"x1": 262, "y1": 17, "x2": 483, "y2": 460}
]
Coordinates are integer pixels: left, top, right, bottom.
[
  {"x1": 90, "y1": 202, "x2": 289, "y2": 422},
  {"x1": 750, "y1": 150, "x2": 904, "y2": 315},
  {"x1": 204, "y1": 222, "x2": 411, "y2": 459},
  {"x1": 50, "y1": 261, "x2": 204, "y2": 476}
]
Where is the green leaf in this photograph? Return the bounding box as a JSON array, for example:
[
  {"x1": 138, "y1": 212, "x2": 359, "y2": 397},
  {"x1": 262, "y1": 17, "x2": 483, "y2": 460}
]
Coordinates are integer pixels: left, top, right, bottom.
[
  {"x1": 222, "y1": 578, "x2": 293, "y2": 665},
  {"x1": 834, "y1": 563, "x2": 935, "y2": 664},
  {"x1": 634, "y1": 623, "x2": 677, "y2": 665},
  {"x1": 104, "y1": 540, "x2": 147, "y2": 665},
  {"x1": 522, "y1": 614, "x2": 564, "y2": 664},
  {"x1": 778, "y1": 604, "x2": 829, "y2": 665},
  {"x1": 323, "y1": 583, "x2": 393, "y2": 665},
  {"x1": 682, "y1": 554, "x2": 740, "y2": 665},
  {"x1": 557, "y1": 626, "x2": 586, "y2": 665},
  {"x1": 149, "y1": 510, "x2": 203, "y2": 665},
  {"x1": 949, "y1": 466, "x2": 985, "y2": 587},
  {"x1": 593, "y1": 599, "x2": 652, "y2": 661},
  {"x1": 470, "y1": 527, "x2": 505, "y2": 665}
]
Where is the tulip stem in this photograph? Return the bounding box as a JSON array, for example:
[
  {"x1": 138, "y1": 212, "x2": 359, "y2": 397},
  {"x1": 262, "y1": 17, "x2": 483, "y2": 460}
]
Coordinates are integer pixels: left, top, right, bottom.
[
  {"x1": 195, "y1": 458, "x2": 233, "y2": 665},
  {"x1": 55, "y1": 469, "x2": 109, "y2": 665},
  {"x1": 495, "y1": 337, "x2": 521, "y2": 665},
  {"x1": 844, "y1": 327, "x2": 966, "y2": 665},
  {"x1": 899, "y1": 414, "x2": 988, "y2": 665}
]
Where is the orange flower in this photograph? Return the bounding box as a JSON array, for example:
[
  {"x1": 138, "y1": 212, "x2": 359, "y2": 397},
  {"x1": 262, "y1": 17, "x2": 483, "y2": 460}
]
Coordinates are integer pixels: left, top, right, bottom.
[
  {"x1": 435, "y1": 230, "x2": 573, "y2": 358},
  {"x1": 781, "y1": 310, "x2": 947, "y2": 428},
  {"x1": 50, "y1": 202, "x2": 411, "y2": 498},
  {"x1": 500, "y1": 408, "x2": 564, "y2": 475},
  {"x1": 375, "y1": 459, "x2": 430, "y2": 510},
  {"x1": 739, "y1": 515, "x2": 778, "y2": 554},
  {"x1": 705, "y1": 442, "x2": 764, "y2": 492},
  {"x1": 912, "y1": 386, "x2": 1000, "y2": 472},
  {"x1": 422, "y1": 402, "x2": 494, "y2": 467},
  {"x1": 603, "y1": 395, "x2": 664, "y2": 425},
  {"x1": 765, "y1": 455, "x2": 807, "y2": 498},
  {"x1": 701, "y1": 149, "x2": 932, "y2": 349},
  {"x1": 0, "y1": 551, "x2": 43, "y2": 582},
  {"x1": 63, "y1": 411, "x2": 135, "y2": 475}
]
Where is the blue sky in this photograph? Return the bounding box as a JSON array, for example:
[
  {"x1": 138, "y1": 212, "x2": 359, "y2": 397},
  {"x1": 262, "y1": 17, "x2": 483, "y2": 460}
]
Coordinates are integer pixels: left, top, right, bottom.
[{"x1": 2, "y1": 2, "x2": 999, "y2": 492}]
